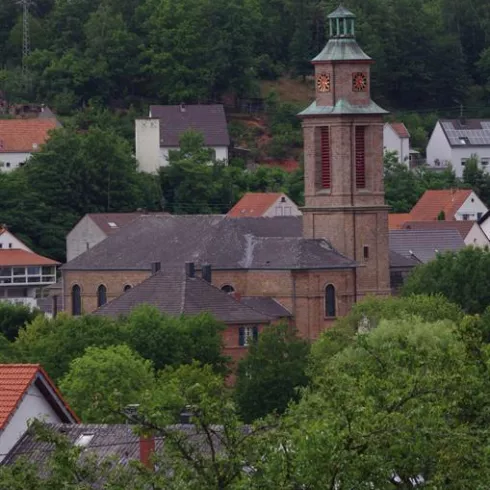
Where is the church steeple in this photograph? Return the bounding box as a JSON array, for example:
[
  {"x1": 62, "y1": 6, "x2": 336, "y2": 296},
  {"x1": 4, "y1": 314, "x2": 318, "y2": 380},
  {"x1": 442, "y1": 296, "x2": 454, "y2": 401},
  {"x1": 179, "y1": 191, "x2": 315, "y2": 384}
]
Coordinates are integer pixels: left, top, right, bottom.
[{"x1": 328, "y1": 4, "x2": 356, "y2": 38}]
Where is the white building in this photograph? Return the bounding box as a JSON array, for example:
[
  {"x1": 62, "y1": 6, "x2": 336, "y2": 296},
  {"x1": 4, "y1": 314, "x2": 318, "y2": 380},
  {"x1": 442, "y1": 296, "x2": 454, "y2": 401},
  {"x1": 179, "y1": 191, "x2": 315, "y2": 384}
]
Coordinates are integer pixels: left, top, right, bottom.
[
  {"x1": 135, "y1": 104, "x2": 230, "y2": 173},
  {"x1": 227, "y1": 192, "x2": 302, "y2": 218},
  {"x1": 426, "y1": 119, "x2": 490, "y2": 178},
  {"x1": 0, "y1": 364, "x2": 78, "y2": 462},
  {"x1": 383, "y1": 122, "x2": 411, "y2": 164},
  {"x1": 0, "y1": 119, "x2": 58, "y2": 171}
]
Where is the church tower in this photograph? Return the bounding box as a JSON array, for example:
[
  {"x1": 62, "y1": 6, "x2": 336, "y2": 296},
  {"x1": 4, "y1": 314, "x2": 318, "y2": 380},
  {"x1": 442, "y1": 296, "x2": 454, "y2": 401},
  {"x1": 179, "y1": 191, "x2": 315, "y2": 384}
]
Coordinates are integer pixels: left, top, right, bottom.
[{"x1": 299, "y1": 5, "x2": 390, "y2": 298}]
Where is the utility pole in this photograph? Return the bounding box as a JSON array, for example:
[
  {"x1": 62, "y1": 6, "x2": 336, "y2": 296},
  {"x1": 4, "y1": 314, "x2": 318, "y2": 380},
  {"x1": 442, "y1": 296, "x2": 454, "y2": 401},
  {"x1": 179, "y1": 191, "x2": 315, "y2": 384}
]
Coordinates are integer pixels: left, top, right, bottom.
[{"x1": 17, "y1": 0, "x2": 32, "y2": 91}]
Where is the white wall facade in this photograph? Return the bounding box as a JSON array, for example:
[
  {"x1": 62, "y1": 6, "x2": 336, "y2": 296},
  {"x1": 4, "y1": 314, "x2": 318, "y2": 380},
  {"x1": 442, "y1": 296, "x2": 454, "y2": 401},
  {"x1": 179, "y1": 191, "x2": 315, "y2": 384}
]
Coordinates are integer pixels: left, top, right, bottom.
[
  {"x1": 465, "y1": 224, "x2": 490, "y2": 247},
  {"x1": 66, "y1": 215, "x2": 108, "y2": 262},
  {"x1": 263, "y1": 194, "x2": 302, "y2": 217},
  {"x1": 383, "y1": 124, "x2": 410, "y2": 164},
  {"x1": 454, "y1": 192, "x2": 488, "y2": 221},
  {"x1": 0, "y1": 382, "x2": 60, "y2": 462},
  {"x1": 449, "y1": 147, "x2": 490, "y2": 178},
  {"x1": 135, "y1": 118, "x2": 164, "y2": 173},
  {"x1": 0, "y1": 230, "x2": 31, "y2": 251},
  {"x1": 161, "y1": 146, "x2": 229, "y2": 165},
  {"x1": 426, "y1": 122, "x2": 452, "y2": 169},
  {"x1": 0, "y1": 152, "x2": 31, "y2": 172}
]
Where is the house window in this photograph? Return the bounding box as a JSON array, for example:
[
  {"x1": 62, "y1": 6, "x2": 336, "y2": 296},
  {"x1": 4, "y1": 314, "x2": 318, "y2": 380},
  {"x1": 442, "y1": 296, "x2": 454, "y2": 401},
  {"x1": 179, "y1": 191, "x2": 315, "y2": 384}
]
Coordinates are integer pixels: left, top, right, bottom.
[
  {"x1": 221, "y1": 284, "x2": 235, "y2": 294},
  {"x1": 462, "y1": 214, "x2": 470, "y2": 221},
  {"x1": 5, "y1": 162, "x2": 10, "y2": 168},
  {"x1": 8, "y1": 243, "x2": 12, "y2": 249},
  {"x1": 461, "y1": 158, "x2": 467, "y2": 166},
  {"x1": 97, "y1": 284, "x2": 107, "y2": 307},
  {"x1": 459, "y1": 137, "x2": 469, "y2": 145},
  {"x1": 239, "y1": 326, "x2": 258, "y2": 346},
  {"x1": 363, "y1": 245, "x2": 369, "y2": 260},
  {"x1": 482, "y1": 159, "x2": 489, "y2": 167},
  {"x1": 325, "y1": 284, "x2": 336, "y2": 318},
  {"x1": 71, "y1": 285, "x2": 81, "y2": 316},
  {"x1": 355, "y1": 126, "x2": 366, "y2": 189},
  {"x1": 478, "y1": 212, "x2": 483, "y2": 220},
  {"x1": 123, "y1": 284, "x2": 132, "y2": 292},
  {"x1": 320, "y1": 127, "x2": 331, "y2": 189}
]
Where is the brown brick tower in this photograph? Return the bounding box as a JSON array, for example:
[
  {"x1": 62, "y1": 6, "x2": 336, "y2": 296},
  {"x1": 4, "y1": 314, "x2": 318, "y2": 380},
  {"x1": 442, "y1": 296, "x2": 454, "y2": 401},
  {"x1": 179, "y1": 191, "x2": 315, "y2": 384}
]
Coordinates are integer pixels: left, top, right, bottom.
[{"x1": 299, "y1": 5, "x2": 390, "y2": 298}]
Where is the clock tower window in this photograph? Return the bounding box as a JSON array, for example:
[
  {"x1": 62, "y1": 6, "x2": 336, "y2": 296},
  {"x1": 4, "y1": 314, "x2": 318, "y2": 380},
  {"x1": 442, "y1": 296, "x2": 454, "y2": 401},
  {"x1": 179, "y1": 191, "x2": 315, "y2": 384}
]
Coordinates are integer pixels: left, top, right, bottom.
[
  {"x1": 320, "y1": 127, "x2": 331, "y2": 189},
  {"x1": 355, "y1": 126, "x2": 366, "y2": 189}
]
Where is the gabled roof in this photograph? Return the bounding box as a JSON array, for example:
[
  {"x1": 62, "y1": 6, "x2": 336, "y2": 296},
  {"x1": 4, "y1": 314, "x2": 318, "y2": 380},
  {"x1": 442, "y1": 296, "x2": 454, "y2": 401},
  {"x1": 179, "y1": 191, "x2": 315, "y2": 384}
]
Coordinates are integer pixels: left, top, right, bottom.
[
  {"x1": 389, "y1": 250, "x2": 420, "y2": 268},
  {"x1": 0, "y1": 249, "x2": 59, "y2": 266},
  {"x1": 388, "y1": 213, "x2": 411, "y2": 230},
  {"x1": 227, "y1": 193, "x2": 285, "y2": 217},
  {"x1": 409, "y1": 189, "x2": 473, "y2": 221},
  {"x1": 0, "y1": 364, "x2": 78, "y2": 430},
  {"x1": 389, "y1": 229, "x2": 465, "y2": 264},
  {"x1": 388, "y1": 122, "x2": 410, "y2": 139},
  {"x1": 0, "y1": 119, "x2": 58, "y2": 152},
  {"x1": 439, "y1": 119, "x2": 490, "y2": 147},
  {"x1": 402, "y1": 220, "x2": 476, "y2": 240},
  {"x1": 240, "y1": 297, "x2": 292, "y2": 318},
  {"x1": 94, "y1": 266, "x2": 273, "y2": 324},
  {"x1": 62, "y1": 215, "x2": 357, "y2": 272},
  {"x1": 86, "y1": 212, "x2": 167, "y2": 235},
  {"x1": 149, "y1": 104, "x2": 230, "y2": 147}
]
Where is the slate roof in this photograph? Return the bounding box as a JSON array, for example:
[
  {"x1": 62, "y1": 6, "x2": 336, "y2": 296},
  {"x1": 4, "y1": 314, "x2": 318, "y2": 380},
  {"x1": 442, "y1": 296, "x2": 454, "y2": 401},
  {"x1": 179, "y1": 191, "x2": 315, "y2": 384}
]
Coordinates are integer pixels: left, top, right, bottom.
[
  {"x1": 62, "y1": 215, "x2": 356, "y2": 272},
  {"x1": 93, "y1": 266, "x2": 273, "y2": 324},
  {"x1": 389, "y1": 250, "x2": 420, "y2": 269},
  {"x1": 87, "y1": 212, "x2": 167, "y2": 235},
  {"x1": 0, "y1": 365, "x2": 78, "y2": 430},
  {"x1": 227, "y1": 193, "x2": 284, "y2": 217},
  {"x1": 410, "y1": 189, "x2": 472, "y2": 221},
  {"x1": 388, "y1": 213, "x2": 411, "y2": 230},
  {"x1": 402, "y1": 220, "x2": 476, "y2": 240},
  {"x1": 389, "y1": 122, "x2": 410, "y2": 139},
  {"x1": 389, "y1": 229, "x2": 465, "y2": 264},
  {"x1": 0, "y1": 119, "x2": 57, "y2": 152},
  {"x1": 150, "y1": 104, "x2": 230, "y2": 147},
  {"x1": 240, "y1": 297, "x2": 292, "y2": 318},
  {"x1": 0, "y1": 249, "x2": 59, "y2": 266},
  {"x1": 439, "y1": 119, "x2": 490, "y2": 147}
]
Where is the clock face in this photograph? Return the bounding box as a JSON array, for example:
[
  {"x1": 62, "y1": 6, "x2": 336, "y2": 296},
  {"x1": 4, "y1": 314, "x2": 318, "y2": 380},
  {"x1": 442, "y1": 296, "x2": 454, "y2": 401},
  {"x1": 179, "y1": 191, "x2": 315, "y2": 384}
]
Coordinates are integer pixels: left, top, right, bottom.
[
  {"x1": 316, "y1": 73, "x2": 331, "y2": 93},
  {"x1": 352, "y1": 72, "x2": 368, "y2": 92}
]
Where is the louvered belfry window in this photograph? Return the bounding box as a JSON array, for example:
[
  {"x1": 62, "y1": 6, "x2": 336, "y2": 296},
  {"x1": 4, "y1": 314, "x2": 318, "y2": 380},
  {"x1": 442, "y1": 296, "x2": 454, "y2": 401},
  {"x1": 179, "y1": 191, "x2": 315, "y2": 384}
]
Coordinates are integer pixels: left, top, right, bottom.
[
  {"x1": 320, "y1": 127, "x2": 331, "y2": 189},
  {"x1": 355, "y1": 126, "x2": 366, "y2": 189}
]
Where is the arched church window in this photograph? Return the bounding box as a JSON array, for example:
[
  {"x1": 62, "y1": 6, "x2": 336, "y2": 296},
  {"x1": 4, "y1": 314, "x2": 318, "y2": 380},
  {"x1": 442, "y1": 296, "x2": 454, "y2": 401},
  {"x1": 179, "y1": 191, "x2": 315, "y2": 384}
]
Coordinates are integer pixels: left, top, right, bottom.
[
  {"x1": 97, "y1": 284, "x2": 107, "y2": 307},
  {"x1": 221, "y1": 284, "x2": 235, "y2": 294},
  {"x1": 325, "y1": 284, "x2": 336, "y2": 318},
  {"x1": 72, "y1": 284, "x2": 81, "y2": 316}
]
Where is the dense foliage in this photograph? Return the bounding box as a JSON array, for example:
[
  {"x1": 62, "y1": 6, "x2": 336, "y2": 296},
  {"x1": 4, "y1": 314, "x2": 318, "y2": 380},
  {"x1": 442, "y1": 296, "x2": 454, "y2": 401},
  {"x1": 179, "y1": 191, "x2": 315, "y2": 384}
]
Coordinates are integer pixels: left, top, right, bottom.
[{"x1": 2, "y1": 0, "x2": 490, "y2": 115}]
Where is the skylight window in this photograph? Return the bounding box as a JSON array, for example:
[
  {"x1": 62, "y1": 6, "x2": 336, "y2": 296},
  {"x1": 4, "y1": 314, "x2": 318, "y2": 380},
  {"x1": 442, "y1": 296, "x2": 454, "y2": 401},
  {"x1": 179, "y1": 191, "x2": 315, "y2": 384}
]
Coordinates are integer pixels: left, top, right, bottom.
[
  {"x1": 459, "y1": 137, "x2": 469, "y2": 145},
  {"x1": 75, "y1": 434, "x2": 94, "y2": 447},
  {"x1": 108, "y1": 222, "x2": 118, "y2": 228}
]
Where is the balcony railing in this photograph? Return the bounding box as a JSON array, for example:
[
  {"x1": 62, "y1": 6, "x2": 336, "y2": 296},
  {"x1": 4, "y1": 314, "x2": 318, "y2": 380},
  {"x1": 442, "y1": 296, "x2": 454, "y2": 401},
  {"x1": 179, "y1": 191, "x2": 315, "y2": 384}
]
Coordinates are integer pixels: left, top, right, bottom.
[
  {"x1": 0, "y1": 297, "x2": 38, "y2": 308},
  {"x1": 0, "y1": 266, "x2": 56, "y2": 286}
]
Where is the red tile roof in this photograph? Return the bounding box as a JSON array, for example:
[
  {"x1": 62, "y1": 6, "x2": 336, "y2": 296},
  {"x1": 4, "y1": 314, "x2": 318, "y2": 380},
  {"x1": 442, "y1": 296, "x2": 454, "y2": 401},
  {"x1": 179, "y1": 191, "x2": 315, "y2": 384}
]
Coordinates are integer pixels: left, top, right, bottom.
[
  {"x1": 0, "y1": 119, "x2": 58, "y2": 152},
  {"x1": 0, "y1": 364, "x2": 78, "y2": 429},
  {"x1": 227, "y1": 193, "x2": 284, "y2": 217},
  {"x1": 0, "y1": 249, "x2": 59, "y2": 266},
  {"x1": 410, "y1": 189, "x2": 472, "y2": 221},
  {"x1": 388, "y1": 213, "x2": 411, "y2": 230},
  {"x1": 389, "y1": 122, "x2": 410, "y2": 138}
]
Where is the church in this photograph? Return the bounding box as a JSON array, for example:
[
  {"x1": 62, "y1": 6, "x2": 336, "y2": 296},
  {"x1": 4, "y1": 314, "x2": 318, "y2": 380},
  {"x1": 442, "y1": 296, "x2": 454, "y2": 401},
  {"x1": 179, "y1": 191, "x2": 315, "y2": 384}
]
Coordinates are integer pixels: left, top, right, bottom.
[{"x1": 61, "y1": 5, "x2": 391, "y2": 343}]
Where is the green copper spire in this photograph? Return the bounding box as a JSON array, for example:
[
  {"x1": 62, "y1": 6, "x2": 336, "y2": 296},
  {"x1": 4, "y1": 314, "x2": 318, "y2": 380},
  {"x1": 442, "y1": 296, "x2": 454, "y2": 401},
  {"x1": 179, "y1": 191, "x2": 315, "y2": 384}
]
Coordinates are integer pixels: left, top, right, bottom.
[{"x1": 327, "y1": 4, "x2": 356, "y2": 38}]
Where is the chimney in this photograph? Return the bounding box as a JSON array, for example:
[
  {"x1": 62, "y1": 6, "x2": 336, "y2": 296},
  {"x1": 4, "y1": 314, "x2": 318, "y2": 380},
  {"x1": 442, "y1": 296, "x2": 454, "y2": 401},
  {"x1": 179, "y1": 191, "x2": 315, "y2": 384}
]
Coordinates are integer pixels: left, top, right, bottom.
[
  {"x1": 185, "y1": 262, "x2": 195, "y2": 278},
  {"x1": 151, "y1": 262, "x2": 161, "y2": 275},
  {"x1": 231, "y1": 291, "x2": 241, "y2": 302},
  {"x1": 202, "y1": 263, "x2": 212, "y2": 283},
  {"x1": 139, "y1": 435, "x2": 155, "y2": 469},
  {"x1": 180, "y1": 102, "x2": 186, "y2": 113}
]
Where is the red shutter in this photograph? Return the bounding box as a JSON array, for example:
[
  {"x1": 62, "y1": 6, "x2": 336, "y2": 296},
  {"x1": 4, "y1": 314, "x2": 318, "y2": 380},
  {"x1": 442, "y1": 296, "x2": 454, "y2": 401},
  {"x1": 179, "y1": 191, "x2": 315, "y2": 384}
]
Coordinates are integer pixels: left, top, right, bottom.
[
  {"x1": 355, "y1": 126, "x2": 366, "y2": 189},
  {"x1": 321, "y1": 127, "x2": 331, "y2": 189}
]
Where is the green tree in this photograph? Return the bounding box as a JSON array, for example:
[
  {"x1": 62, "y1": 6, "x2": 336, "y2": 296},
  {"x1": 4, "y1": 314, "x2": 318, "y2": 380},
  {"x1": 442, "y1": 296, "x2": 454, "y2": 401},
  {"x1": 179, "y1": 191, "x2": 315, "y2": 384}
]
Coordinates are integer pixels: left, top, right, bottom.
[
  {"x1": 60, "y1": 344, "x2": 155, "y2": 423},
  {"x1": 235, "y1": 324, "x2": 310, "y2": 422},
  {"x1": 403, "y1": 247, "x2": 490, "y2": 314},
  {"x1": 0, "y1": 303, "x2": 41, "y2": 341}
]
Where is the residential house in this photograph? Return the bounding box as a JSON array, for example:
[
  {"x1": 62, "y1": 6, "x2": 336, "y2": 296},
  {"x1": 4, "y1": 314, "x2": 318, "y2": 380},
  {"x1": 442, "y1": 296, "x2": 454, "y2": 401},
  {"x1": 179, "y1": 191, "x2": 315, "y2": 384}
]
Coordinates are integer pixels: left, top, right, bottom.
[
  {"x1": 402, "y1": 220, "x2": 490, "y2": 247},
  {"x1": 0, "y1": 247, "x2": 59, "y2": 309},
  {"x1": 135, "y1": 104, "x2": 230, "y2": 173},
  {"x1": 410, "y1": 189, "x2": 487, "y2": 222},
  {"x1": 227, "y1": 193, "x2": 302, "y2": 218},
  {"x1": 389, "y1": 229, "x2": 465, "y2": 264},
  {"x1": 66, "y1": 212, "x2": 168, "y2": 262},
  {"x1": 0, "y1": 227, "x2": 32, "y2": 251},
  {"x1": 0, "y1": 119, "x2": 58, "y2": 171},
  {"x1": 476, "y1": 210, "x2": 490, "y2": 242},
  {"x1": 426, "y1": 119, "x2": 490, "y2": 177},
  {"x1": 383, "y1": 122, "x2": 411, "y2": 164},
  {"x1": 0, "y1": 364, "x2": 78, "y2": 462},
  {"x1": 94, "y1": 262, "x2": 291, "y2": 362}
]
